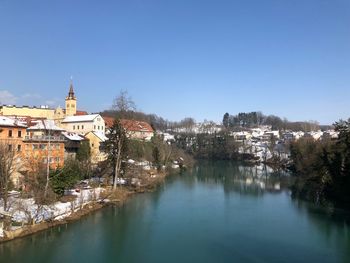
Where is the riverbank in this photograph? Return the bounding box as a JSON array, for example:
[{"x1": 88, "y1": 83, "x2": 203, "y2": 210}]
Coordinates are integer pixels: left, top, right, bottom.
[{"x1": 0, "y1": 170, "x2": 169, "y2": 243}]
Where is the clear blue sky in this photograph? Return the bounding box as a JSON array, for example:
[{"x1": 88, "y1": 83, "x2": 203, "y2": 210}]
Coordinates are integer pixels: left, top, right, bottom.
[{"x1": 0, "y1": 0, "x2": 349, "y2": 124}]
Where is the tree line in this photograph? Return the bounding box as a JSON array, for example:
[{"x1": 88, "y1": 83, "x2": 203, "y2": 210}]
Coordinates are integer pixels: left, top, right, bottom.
[
  {"x1": 222, "y1": 111, "x2": 321, "y2": 131},
  {"x1": 289, "y1": 119, "x2": 350, "y2": 209}
]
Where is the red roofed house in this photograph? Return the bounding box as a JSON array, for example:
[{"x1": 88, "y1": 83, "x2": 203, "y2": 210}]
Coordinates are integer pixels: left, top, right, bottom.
[{"x1": 103, "y1": 116, "x2": 154, "y2": 141}]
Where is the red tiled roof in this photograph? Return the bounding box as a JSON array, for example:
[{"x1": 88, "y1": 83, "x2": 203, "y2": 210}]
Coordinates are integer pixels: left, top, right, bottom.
[
  {"x1": 120, "y1": 119, "x2": 154, "y2": 133},
  {"x1": 102, "y1": 116, "x2": 153, "y2": 133},
  {"x1": 75, "y1": 110, "x2": 88, "y2": 116},
  {"x1": 102, "y1": 116, "x2": 114, "y2": 128},
  {"x1": 62, "y1": 109, "x2": 87, "y2": 116}
]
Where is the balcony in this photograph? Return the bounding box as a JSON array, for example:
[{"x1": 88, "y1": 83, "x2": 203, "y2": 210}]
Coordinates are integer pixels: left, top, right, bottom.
[{"x1": 23, "y1": 135, "x2": 66, "y2": 142}]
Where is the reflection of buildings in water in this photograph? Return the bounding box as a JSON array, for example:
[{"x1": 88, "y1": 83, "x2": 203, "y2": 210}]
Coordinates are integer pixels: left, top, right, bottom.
[{"x1": 193, "y1": 162, "x2": 290, "y2": 196}]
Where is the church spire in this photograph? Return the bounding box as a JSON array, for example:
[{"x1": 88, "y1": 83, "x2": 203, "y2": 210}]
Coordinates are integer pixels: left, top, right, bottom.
[
  {"x1": 65, "y1": 77, "x2": 77, "y2": 116},
  {"x1": 67, "y1": 77, "x2": 76, "y2": 99}
]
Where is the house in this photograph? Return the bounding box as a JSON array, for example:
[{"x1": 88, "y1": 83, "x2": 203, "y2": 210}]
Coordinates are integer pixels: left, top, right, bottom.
[
  {"x1": 61, "y1": 114, "x2": 105, "y2": 136},
  {"x1": 231, "y1": 131, "x2": 252, "y2": 141},
  {"x1": 322, "y1": 130, "x2": 339, "y2": 140},
  {"x1": 304, "y1": 131, "x2": 323, "y2": 140},
  {"x1": 85, "y1": 131, "x2": 108, "y2": 163},
  {"x1": 282, "y1": 132, "x2": 294, "y2": 141},
  {"x1": 24, "y1": 120, "x2": 66, "y2": 169},
  {"x1": 120, "y1": 119, "x2": 154, "y2": 141},
  {"x1": 261, "y1": 131, "x2": 280, "y2": 141},
  {"x1": 0, "y1": 116, "x2": 27, "y2": 186},
  {"x1": 103, "y1": 117, "x2": 154, "y2": 141},
  {"x1": 61, "y1": 114, "x2": 107, "y2": 163},
  {"x1": 62, "y1": 132, "x2": 87, "y2": 159},
  {"x1": 0, "y1": 116, "x2": 27, "y2": 152}
]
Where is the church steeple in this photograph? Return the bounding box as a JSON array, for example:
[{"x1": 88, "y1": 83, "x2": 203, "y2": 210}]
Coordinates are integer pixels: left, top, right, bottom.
[
  {"x1": 67, "y1": 78, "x2": 76, "y2": 100},
  {"x1": 65, "y1": 78, "x2": 77, "y2": 116}
]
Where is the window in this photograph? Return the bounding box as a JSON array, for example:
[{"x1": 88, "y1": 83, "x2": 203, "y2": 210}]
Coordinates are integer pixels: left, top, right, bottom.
[
  {"x1": 77, "y1": 125, "x2": 80, "y2": 130},
  {"x1": 8, "y1": 144, "x2": 12, "y2": 151},
  {"x1": 98, "y1": 126, "x2": 100, "y2": 130},
  {"x1": 67, "y1": 104, "x2": 70, "y2": 108},
  {"x1": 40, "y1": 144, "x2": 46, "y2": 150},
  {"x1": 94, "y1": 125, "x2": 96, "y2": 130},
  {"x1": 55, "y1": 157, "x2": 60, "y2": 162},
  {"x1": 8, "y1": 130, "x2": 12, "y2": 137},
  {"x1": 33, "y1": 144, "x2": 39, "y2": 150},
  {"x1": 17, "y1": 145, "x2": 21, "y2": 151},
  {"x1": 71, "y1": 104, "x2": 75, "y2": 108},
  {"x1": 56, "y1": 144, "x2": 60, "y2": 149},
  {"x1": 82, "y1": 125, "x2": 84, "y2": 129},
  {"x1": 18, "y1": 130, "x2": 22, "y2": 137},
  {"x1": 73, "y1": 125, "x2": 75, "y2": 130}
]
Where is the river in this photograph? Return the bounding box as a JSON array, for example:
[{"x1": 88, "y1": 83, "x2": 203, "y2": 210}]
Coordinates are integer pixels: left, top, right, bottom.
[{"x1": 1, "y1": 161, "x2": 350, "y2": 263}]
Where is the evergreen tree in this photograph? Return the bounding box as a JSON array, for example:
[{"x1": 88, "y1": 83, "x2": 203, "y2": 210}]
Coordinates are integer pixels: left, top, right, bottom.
[
  {"x1": 76, "y1": 141, "x2": 92, "y2": 179},
  {"x1": 50, "y1": 159, "x2": 81, "y2": 196},
  {"x1": 152, "y1": 146, "x2": 161, "y2": 171},
  {"x1": 76, "y1": 140, "x2": 91, "y2": 162},
  {"x1": 223, "y1": 113, "x2": 229, "y2": 128}
]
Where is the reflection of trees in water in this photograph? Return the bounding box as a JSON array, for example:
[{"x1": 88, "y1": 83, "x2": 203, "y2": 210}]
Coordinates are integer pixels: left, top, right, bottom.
[
  {"x1": 188, "y1": 161, "x2": 291, "y2": 196},
  {"x1": 0, "y1": 222, "x2": 68, "y2": 259},
  {"x1": 292, "y1": 199, "x2": 350, "y2": 262}
]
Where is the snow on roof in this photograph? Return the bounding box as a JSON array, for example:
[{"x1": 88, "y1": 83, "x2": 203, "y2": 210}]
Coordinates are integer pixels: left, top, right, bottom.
[
  {"x1": 0, "y1": 116, "x2": 27, "y2": 127},
  {"x1": 61, "y1": 114, "x2": 100, "y2": 123},
  {"x1": 92, "y1": 131, "x2": 108, "y2": 142},
  {"x1": 62, "y1": 132, "x2": 85, "y2": 141},
  {"x1": 27, "y1": 120, "x2": 65, "y2": 131},
  {"x1": 120, "y1": 119, "x2": 154, "y2": 133}
]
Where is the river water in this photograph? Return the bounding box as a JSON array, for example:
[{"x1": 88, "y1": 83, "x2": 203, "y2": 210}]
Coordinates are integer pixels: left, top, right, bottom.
[{"x1": 1, "y1": 161, "x2": 350, "y2": 263}]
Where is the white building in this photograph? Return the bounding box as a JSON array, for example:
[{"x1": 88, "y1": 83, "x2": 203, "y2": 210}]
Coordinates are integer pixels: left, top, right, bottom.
[{"x1": 60, "y1": 114, "x2": 105, "y2": 136}]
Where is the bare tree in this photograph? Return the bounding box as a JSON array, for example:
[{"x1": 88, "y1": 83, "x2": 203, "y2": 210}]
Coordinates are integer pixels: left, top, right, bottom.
[
  {"x1": 0, "y1": 142, "x2": 16, "y2": 212},
  {"x1": 112, "y1": 90, "x2": 136, "y2": 118},
  {"x1": 104, "y1": 119, "x2": 129, "y2": 189}
]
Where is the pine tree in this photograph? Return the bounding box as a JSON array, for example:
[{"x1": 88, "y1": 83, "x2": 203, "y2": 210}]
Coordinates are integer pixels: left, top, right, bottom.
[{"x1": 223, "y1": 113, "x2": 229, "y2": 128}]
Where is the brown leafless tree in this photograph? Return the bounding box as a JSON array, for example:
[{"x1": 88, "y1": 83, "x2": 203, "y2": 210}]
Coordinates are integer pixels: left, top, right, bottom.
[
  {"x1": 0, "y1": 142, "x2": 16, "y2": 212},
  {"x1": 112, "y1": 90, "x2": 136, "y2": 118}
]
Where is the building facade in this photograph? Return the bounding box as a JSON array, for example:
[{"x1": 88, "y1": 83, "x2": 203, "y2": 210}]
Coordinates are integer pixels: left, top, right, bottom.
[
  {"x1": 61, "y1": 114, "x2": 105, "y2": 136},
  {"x1": 24, "y1": 120, "x2": 65, "y2": 169}
]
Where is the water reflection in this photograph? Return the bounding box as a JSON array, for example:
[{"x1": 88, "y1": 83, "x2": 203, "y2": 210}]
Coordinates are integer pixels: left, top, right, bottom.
[
  {"x1": 187, "y1": 161, "x2": 290, "y2": 196},
  {"x1": 291, "y1": 199, "x2": 350, "y2": 262},
  {"x1": 1, "y1": 161, "x2": 350, "y2": 263}
]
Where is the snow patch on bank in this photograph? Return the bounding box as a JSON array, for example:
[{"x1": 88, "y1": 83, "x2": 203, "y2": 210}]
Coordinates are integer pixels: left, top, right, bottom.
[{"x1": 1, "y1": 188, "x2": 104, "y2": 225}]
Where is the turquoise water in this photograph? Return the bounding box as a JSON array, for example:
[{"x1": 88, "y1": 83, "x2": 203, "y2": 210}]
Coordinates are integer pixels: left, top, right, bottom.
[{"x1": 1, "y1": 161, "x2": 350, "y2": 263}]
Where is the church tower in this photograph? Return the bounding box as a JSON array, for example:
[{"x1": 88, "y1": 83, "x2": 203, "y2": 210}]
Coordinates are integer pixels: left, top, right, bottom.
[{"x1": 65, "y1": 80, "x2": 77, "y2": 116}]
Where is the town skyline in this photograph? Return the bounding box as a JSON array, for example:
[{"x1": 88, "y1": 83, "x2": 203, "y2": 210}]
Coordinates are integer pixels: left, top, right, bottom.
[
  {"x1": 0, "y1": 84, "x2": 344, "y2": 126},
  {"x1": 1, "y1": 0, "x2": 349, "y2": 124}
]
